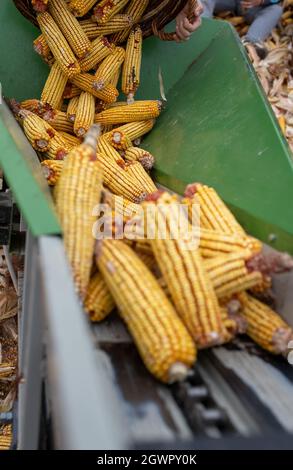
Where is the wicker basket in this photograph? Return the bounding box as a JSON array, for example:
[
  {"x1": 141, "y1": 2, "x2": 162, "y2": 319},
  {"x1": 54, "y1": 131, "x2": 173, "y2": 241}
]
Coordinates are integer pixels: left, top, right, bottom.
[{"x1": 12, "y1": 0, "x2": 187, "y2": 38}]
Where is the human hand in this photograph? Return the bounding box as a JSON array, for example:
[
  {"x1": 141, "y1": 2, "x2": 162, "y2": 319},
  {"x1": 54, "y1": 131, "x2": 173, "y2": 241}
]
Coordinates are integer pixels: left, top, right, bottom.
[
  {"x1": 175, "y1": 1, "x2": 203, "y2": 42},
  {"x1": 241, "y1": 0, "x2": 263, "y2": 10}
]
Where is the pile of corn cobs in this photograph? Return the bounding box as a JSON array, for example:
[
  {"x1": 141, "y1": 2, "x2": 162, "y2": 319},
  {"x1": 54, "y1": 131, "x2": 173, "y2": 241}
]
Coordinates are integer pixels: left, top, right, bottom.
[
  {"x1": 9, "y1": 0, "x2": 293, "y2": 384},
  {"x1": 217, "y1": 1, "x2": 293, "y2": 153}
]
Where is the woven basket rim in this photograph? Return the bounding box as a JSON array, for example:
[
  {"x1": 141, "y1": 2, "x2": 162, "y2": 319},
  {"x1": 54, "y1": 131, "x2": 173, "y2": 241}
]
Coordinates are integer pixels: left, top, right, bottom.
[{"x1": 12, "y1": 0, "x2": 187, "y2": 37}]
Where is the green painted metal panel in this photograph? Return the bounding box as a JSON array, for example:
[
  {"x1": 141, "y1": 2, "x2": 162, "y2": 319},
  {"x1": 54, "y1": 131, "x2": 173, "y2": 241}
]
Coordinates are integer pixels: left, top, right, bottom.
[
  {"x1": 140, "y1": 20, "x2": 293, "y2": 253},
  {"x1": 0, "y1": 101, "x2": 61, "y2": 236},
  {"x1": 0, "y1": 0, "x2": 49, "y2": 101}
]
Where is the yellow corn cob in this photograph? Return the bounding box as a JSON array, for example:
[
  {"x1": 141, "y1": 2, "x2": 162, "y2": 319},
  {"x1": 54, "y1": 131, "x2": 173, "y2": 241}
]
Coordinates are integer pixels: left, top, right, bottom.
[
  {"x1": 20, "y1": 99, "x2": 43, "y2": 114},
  {"x1": 104, "y1": 127, "x2": 132, "y2": 150},
  {"x1": 42, "y1": 109, "x2": 74, "y2": 133},
  {"x1": 197, "y1": 227, "x2": 258, "y2": 259},
  {"x1": 123, "y1": 146, "x2": 154, "y2": 171},
  {"x1": 80, "y1": 14, "x2": 133, "y2": 39},
  {"x1": 98, "y1": 153, "x2": 147, "y2": 203},
  {"x1": 203, "y1": 250, "x2": 256, "y2": 300},
  {"x1": 250, "y1": 274, "x2": 272, "y2": 294},
  {"x1": 239, "y1": 293, "x2": 293, "y2": 354},
  {"x1": 184, "y1": 183, "x2": 246, "y2": 236},
  {"x1": 108, "y1": 66, "x2": 121, "y2": 89},
  {"x1": 105, "y1": 119, "x2": 154, "y2": 149},
  {"x1": 97, "y1": 239, "x2": 196, "y2": 383},
  {"x1": 144, "y1": 192, "x2": 226, "y2": 349},
  {"x1": 63, "y1": 82, "x2": 82, "y2": 99},
  {"x1": 79, "y1": 36, "x2": 115, "y2": 72},
  {"x1": 68, "y1": 0, "x2": 98, "y2": 16},
  {"x1": 21, "y1": 111, "x2": 56, "y2": 152},
  {"x1": 31, "y1": 0, "x2": 49, "y2": 11},
  {"x1": 219, "y1": 302, "x2": 248, "y2": 343},
  {"x1": 71, "y1": 73, "x2": 119, "y2": 103},
  {"x1": 98, "y1": 135, "x2": 122, "y2": 160},
  {"x1": 95, "y1": 100, "x2": 161, "y2": 125},
  {"x1": 92, "y1": 0, "x2": 129, "y2": 23},
  {"x1": 49, "y1": 111, "x2": 74, "y2": 133},
  {"x1": 122, "y1": 25, "x2": 142, "y2": 98},
  {"x1": 103, "y1": 190, "x2": 141, "y2": 220},
  {"x1": 67, "y1": 96, "x2": 80, "y2": 122},
  {"x1": 125, "y1": 161, "x2": 157, "y2": 194},
  {"x1": 49, "y1": 0, "x2": 92, "y2": 58},
  {"x1": 59, "y1": 131, "x2": 81, "y2": 147},
  {"x1": 54, "y1": 125, "x2": 103, "y2": 298},
  {"x1": 37, "y1": 12, "x2": 80, "y2": 78},
  {"x1": 45, "y1": 132, "x2": 73, "y2": 160},
  {"x1": 42, "y1": 159, "x2": 64, "y2": 185},
  {"x1": 74, "y1": 92, "x2": 96, "y2": 137},
  {"x1": 215, "y1": 271, "x2": 263, "y2": 300},
  {"x1": 41, "y1": 62, "x2": 68, "y2": 109},
  {"x1": 203, "y1": 250, "x2": 251, "y2": 274},
  {"x1": 112, "y1": 0, "x2": 149, "y2": 44},
  {"x1": 94, "y1": 47, "x2": 125, "y2": 90},
  {"x1": 84, "y1": 271, "x2": 115, "y2": 322},
  {"x1": 34, "y1": 34, "x2": 54, "y2": 64}
]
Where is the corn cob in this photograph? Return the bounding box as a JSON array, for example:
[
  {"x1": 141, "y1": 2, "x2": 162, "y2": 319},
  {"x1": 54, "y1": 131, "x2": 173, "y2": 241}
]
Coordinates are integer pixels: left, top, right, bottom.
[
  {"x1": 37, "y1": 12, "x2": 80, "y2": 78},
  {"x1": 239, "y1": 293, "x2": 293, "y2": 354},
  {"x1": 97, "y1": 239, "x2": 196, "y2": 382},
  {"x1": 31, "y1": 0, "x2": 49, "y2": 12},
  {"x1": 63, "y1": 82, "x2": 82, "y2": 99},
  {"x1": 67, "y1": 96, "x2": 80, "y2": 122},
  {"x1": 112, "y1": 0, "x2": 149, "y2": 44},
  {"x1": 34, "y1": 33, "x2": 54, "y2": 64},
  {"x1": 49, "y1": 0, "x2": 92, "y2": 58},
  {"x1": 108, "y1": 66, "x2": 121, "y2": 89},
  {"x1": 98, "y1": 135, "x2": 123, "y2": 160},
  {"x1": 95, "y1": 101, "x2": 161, "y2": 125},
  {"x1": 197, "y1": 227, "x2": 258, "y2": 259},
  {"x1": 98, "y1": 153, "x2": 147, "y2": 203},
  {"x1": 125, "y1": 161, "x2": 156, "y2": 194},
  {"x1": 71, "y1": 73, "x2": 119, "y2": 103},
  {"x1": 45, "y1": 133, "x2": 72, "y2": 160},
  {"x1": 68, "y1": 0, "x2": 98, "y2": 16},
  {"x1": 79, "y1": 36, "x2": 114, "y2": 72},
  {"x1": 40, "y1": 108, "x2": 74, "y2": 133},
  {"x1": 59, "y1": 131, "x2": 81, "y2": 147},
  {"x1": 123, "y1": 146, "x2": 154, "y2": 171},
  {"x1": 84, "y1": 271, "x2": 115, "y2": 322},
  {"x1": 54, "y1": 125, "x2": 103, "y2": 299},
  {"x1": 250, "y1": 274, "x2": 272, "y2": 294},
  {"x1": 92, "y1": 0, "x2": 129, "y2": 23},
  {"x1": 184, "y1": 183, "x2": 246, "y2": 236},
  {"x1": 42, "y1": 159, "x2": 64, "y2": 185},
  {"x1": 49, "y1": 111, "x2": 74, "y2": 133},
  {"x1": 20, "y1": 98, "x2": 44, "y2": 114},
  {"x1": 203, "y1": 250, "x2": 259, "y2": 300},
  {"x1": 105, "y1": 119, "x2": 154, "y2": 150},
  {"x1": 103, "y1": 190, "x2": 141, "y2": 219},
  {"x1": 94, "y1": 47, "x2": 125, "y2": 90},
  {"x1": 41, "y1": 61, "x2": 68, "y2": 109},
  {"x1": 220, "y1": 300, "x2": 248, "y2": 342},
  {"x1": 122, "y1": 26, "x2": 142, "y2": 99},
  {"x1": 144, "y1": 192, "x2": 226, "y2": 348},
  {"x1": 80, "y1": 14, "x2": 133, "y2": 39},
  {"x1": 21, "y1": 111, "x2": 56, "y2": 152},
  {"x1": 215, "y1": 271, "x2": 263, "y2": 300},
  {"x1": 74, "y1": 92, "x2": 96, "y2": 137}
]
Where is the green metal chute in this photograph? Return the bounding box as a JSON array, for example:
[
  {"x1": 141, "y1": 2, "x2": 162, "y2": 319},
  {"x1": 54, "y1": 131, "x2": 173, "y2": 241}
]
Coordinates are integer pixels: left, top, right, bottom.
[{"x1": 0, "y1": 1, "x2": 292, "y2": 251}]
